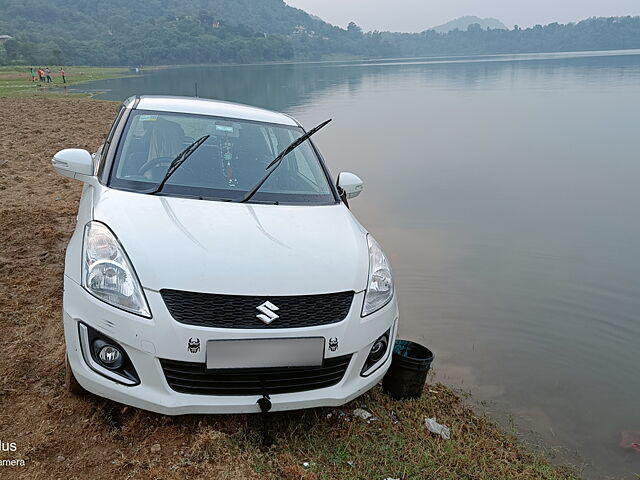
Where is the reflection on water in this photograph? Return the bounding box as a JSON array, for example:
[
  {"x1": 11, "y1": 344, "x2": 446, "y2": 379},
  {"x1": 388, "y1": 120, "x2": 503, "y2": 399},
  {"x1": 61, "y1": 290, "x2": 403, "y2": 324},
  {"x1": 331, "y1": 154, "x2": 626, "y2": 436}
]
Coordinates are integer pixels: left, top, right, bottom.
[{"x1": 78, "y1": 51, "x2": 640, "y2": 478}]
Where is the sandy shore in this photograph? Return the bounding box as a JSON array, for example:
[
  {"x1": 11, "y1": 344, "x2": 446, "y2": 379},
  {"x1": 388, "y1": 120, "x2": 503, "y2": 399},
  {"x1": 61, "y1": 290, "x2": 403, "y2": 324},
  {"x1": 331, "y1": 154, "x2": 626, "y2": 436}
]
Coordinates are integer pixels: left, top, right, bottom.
[{"x1": 0, "y1": 96, "x2": 579, "y2": 479}]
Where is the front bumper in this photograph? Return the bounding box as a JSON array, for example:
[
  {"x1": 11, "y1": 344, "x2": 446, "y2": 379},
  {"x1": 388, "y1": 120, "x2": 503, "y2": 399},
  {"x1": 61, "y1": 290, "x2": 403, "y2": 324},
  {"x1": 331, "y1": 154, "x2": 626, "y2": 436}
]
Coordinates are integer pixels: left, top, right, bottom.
[{"x1": 63, "y1": 276, "x2": 399, "y2": 415}]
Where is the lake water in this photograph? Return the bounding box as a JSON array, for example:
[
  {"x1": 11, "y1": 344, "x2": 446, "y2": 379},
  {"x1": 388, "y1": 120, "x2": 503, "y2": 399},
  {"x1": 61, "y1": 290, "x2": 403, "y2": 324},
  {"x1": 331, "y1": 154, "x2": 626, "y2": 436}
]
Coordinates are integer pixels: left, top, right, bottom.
[{"x1": 75, "y1": 50, "x2": 640, "y2": 478}]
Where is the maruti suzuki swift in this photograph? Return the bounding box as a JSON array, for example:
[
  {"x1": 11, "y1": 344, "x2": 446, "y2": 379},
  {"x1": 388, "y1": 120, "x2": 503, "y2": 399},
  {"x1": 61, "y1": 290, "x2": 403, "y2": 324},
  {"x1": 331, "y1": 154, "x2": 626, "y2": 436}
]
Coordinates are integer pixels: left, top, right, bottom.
[{"x1": 52, "y1": 96, "x2": 398, "y2": 414}]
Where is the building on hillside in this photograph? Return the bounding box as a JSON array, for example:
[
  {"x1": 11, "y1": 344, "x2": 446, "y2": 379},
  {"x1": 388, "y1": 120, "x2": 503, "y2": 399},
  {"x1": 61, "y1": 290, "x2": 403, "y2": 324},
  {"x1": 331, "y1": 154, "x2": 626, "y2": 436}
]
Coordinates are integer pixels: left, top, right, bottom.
[
  {"x1": 293, "y1": 25, "x2": 307, "y2": 35},
  {"x1": 292, "y1": 25, "x2": 317, "y2": 37},
  {"x1": 0, "y1": 35, "x2": 13, "y2": 43}
]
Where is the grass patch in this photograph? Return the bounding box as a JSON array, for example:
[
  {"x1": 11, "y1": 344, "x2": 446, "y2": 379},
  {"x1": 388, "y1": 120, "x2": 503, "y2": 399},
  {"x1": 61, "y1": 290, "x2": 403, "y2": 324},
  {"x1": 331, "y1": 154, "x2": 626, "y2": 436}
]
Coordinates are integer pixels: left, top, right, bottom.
[
  {"x1": 0, "y1": 65, "x2": 130, "y2": 97},
  {"x1": 230, "y1": 386, "x2": 579, "y2": 480}
]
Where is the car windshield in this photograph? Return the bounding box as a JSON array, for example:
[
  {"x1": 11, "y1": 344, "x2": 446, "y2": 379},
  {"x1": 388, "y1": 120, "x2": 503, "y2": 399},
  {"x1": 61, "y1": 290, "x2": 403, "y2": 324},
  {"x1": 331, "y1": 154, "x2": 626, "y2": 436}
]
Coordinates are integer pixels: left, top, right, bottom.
[{"x1": 108, "y1": 110, "x2": 336, "y2": 204}]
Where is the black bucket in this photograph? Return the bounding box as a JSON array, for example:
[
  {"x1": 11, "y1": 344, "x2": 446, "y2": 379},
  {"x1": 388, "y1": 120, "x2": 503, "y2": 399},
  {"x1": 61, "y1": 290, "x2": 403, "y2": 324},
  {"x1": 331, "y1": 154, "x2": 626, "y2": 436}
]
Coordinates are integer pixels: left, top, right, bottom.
[{"x1": 382, "y1": 340, "x2": 434, "y2": 400}]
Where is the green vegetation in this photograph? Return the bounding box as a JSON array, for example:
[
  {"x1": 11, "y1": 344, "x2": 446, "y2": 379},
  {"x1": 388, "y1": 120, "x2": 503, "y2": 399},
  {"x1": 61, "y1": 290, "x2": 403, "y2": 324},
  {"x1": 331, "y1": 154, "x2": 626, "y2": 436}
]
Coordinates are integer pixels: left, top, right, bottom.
[
  {"x1": 380, "y1": 17, "x2": 640, "y2": 57},
  {"x1": 0, "y1": 0, "x2": 639, "y2": 66},
  {"x1": 0, "y1": 0, "x2": 347, "y2": 65},
  {"x1": 226, "y1": 386, "x2": 579, "y2": 479},
  {"x1": 0, "y1": 65, "x2": 128, "y2": 96}
]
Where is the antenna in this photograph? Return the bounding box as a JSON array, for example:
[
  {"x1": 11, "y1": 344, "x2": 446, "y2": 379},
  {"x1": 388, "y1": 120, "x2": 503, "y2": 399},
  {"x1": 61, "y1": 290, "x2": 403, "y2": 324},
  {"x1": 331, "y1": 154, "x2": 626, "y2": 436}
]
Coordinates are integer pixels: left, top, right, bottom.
[{"x1": 194, "y1": 82, "x2": 198, "y2": 97}]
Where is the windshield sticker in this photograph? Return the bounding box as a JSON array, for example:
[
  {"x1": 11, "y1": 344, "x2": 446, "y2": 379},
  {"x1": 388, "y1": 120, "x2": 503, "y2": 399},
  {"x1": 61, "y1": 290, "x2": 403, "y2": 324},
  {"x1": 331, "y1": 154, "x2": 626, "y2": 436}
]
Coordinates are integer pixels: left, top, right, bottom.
[
  {"x1": 215, "y1": 124, "x2": 234, "y2": 133},
  {"x1": 139, "y1": 115, "x2": 158, "y2": 121}
]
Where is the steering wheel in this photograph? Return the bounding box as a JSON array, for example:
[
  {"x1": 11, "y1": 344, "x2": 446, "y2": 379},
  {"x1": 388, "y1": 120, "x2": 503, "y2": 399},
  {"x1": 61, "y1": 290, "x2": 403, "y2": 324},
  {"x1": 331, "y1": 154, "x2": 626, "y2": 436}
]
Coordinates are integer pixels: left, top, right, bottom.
[
  {"x1": 137, "y1": 157, "x2": 174, "y2": 179},
  {"x1": 137, "y1": 156, "x2": 194, "y2": 182}
]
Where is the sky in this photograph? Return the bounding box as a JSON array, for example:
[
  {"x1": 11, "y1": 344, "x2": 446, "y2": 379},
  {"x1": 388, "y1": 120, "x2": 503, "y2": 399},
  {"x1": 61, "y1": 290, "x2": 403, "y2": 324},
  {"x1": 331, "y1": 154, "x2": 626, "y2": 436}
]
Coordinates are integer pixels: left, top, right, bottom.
[{"x1": 285, "y1": 0, "x2": 640, "y2": 32}]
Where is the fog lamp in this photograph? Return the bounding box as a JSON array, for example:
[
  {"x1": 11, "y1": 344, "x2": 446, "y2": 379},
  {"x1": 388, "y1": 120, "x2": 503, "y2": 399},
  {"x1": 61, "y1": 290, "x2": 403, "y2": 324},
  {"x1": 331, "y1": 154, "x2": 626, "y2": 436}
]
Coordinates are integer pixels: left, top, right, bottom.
[
  {"x1": 94, "y1": 340, "x2": 124, "y2": 370},
  {"x1": 369, "y1": 337, "x2": 388, "y2": 363},
  {"x1": 361, "y1": 329, "x2": 391, "y2": 376}
]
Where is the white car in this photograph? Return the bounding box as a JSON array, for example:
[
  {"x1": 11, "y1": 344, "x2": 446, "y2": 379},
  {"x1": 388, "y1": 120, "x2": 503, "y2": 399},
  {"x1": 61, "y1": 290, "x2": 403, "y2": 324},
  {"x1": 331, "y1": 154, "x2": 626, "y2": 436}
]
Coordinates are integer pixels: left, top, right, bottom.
[{"x1": 52, "y1": 96, "x2": 398, "y2": 415}]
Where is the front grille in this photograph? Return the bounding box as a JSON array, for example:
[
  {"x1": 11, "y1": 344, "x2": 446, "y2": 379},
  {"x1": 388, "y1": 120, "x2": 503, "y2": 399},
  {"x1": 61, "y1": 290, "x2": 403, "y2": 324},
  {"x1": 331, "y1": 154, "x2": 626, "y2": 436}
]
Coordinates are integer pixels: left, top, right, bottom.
[
  {"x1": 160, "y1": 355, "x2": 352, "y2": 395},
  {"x1": 160, "y1": 289, "x2": 354, "y2": 329}
]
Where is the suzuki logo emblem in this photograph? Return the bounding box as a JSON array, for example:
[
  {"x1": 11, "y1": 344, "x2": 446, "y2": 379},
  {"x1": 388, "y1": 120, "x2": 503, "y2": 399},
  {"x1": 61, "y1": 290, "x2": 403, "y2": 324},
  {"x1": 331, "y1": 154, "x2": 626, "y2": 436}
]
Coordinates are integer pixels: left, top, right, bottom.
[{"x1": 256, "y1": 301, "x2": 280, "y2": 325}]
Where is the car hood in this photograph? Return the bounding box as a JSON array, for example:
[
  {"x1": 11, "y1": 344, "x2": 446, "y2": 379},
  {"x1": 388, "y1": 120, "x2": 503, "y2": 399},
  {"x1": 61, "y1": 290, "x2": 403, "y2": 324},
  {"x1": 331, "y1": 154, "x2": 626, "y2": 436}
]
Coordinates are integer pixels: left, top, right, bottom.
[{"x1": 93, "y1": 188, "x2": 369, "y2": 295}]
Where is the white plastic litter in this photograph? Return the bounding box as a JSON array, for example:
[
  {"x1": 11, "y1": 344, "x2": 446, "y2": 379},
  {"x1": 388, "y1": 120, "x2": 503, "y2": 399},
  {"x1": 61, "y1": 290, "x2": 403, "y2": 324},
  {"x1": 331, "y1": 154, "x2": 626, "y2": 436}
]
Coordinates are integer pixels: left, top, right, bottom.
[
  {"x1": 424, "y1": 417, "x2": 451, "y2": 440},
  {"x1": 353, "y1": 408, "x2": 373, "y2": 421},
  {"x1": 389, "y1": 411, "x2": 400, "y2": 424}
]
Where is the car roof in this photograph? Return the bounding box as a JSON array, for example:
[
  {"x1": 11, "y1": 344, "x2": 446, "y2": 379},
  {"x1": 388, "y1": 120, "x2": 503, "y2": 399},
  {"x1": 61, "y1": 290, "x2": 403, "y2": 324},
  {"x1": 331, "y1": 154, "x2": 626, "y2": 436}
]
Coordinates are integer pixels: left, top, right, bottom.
[{"x1": 126, "y1": 95, "x2": 299, "y2": 127}]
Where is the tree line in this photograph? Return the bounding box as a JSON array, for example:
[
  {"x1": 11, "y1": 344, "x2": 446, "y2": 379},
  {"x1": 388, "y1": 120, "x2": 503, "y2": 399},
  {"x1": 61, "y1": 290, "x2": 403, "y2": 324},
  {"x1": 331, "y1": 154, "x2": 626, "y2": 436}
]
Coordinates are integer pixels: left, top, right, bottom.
[{"x1": 0, "y1": 0, "x2": 638, "y2": 66}]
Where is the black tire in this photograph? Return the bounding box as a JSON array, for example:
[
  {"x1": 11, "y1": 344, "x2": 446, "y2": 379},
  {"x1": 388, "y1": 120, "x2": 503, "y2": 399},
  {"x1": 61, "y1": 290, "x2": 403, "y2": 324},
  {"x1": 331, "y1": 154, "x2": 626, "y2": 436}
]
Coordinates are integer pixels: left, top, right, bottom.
[{"x1": 65, "y1": 354, "x2": 86, "y2": 396}]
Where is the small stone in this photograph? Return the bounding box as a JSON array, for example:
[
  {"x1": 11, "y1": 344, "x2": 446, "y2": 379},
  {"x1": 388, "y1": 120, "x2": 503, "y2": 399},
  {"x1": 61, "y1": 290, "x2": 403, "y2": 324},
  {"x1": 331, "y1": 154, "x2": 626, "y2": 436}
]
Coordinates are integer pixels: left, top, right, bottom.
[
  {"x1": 150, "y1": 443, "x2": 161, "y2": 453},
  {"x1": 56, "y1": 455, "x2": 65, "y2": 462},
  {"x1": 302, "y1": 461, "x2": 311, "y2": 469}
]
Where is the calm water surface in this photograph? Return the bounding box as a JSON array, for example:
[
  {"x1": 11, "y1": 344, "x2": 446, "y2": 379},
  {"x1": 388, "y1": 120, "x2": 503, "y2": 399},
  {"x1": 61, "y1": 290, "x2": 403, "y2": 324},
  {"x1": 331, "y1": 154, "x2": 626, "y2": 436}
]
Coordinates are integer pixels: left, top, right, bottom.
[{"x1": 77, "y1": 50, "x2": 640, "y2": 478}]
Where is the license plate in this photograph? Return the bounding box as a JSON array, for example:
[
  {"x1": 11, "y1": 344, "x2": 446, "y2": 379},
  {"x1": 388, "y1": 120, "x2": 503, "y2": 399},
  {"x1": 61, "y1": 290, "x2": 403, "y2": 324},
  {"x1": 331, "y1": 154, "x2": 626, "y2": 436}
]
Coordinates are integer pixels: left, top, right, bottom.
[{"x1": 206, "y1": 337, "x2": 325, "y2": 369}]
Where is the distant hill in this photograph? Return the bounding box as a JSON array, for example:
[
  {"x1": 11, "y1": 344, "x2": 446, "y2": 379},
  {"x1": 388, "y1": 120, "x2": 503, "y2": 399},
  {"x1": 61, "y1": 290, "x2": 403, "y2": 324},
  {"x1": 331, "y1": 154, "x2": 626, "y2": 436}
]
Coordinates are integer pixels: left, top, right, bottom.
[
  {"x1": 431, "y1": 16, "x2": 507, "y2": 33},
  {"x1": 0, "y1": 0, "x2": 335, "y2": 40},
  {"x1": 0, "y1": 0, "x2": 356, "y2": 65}
]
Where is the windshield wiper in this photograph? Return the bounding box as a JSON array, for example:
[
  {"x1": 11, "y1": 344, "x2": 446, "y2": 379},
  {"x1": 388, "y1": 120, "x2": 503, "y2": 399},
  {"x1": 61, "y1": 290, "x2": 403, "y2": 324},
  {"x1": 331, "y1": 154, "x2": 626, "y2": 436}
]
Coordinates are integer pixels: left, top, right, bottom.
[
  {"x1": 234, "y1": 119, "x2": 332, "y2": 203},
  {"x1": 145, "y1": 135, "x2": 210, "y2": 195}
]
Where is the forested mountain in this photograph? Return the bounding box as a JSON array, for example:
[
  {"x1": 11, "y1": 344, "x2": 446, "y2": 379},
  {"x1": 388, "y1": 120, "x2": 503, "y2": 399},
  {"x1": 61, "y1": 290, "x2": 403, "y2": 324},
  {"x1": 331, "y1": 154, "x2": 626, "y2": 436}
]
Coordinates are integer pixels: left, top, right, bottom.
[
  {"x1": 0, "y1": 0, "x2": 349, "y2": 64},
  {"x1": 0, "y1": 0, "x2": 639, "y2": 66},
  {"x1": 0, "y1": 0, "x2": 329, "y2": 39},
  {"x1": 431, "y1": 16, "x2": 507, "y2": 33}
]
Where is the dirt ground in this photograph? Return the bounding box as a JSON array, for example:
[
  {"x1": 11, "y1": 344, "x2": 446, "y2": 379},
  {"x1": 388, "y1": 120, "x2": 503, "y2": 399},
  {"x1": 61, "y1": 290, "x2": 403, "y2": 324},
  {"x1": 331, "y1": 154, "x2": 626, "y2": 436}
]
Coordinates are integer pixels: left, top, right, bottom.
[
  {"x1": 0, "y1": 97, "x2": 267, "y2": 479},
  {"x1": 0, "y1": 97, "x2": 579, "y2": 480}
]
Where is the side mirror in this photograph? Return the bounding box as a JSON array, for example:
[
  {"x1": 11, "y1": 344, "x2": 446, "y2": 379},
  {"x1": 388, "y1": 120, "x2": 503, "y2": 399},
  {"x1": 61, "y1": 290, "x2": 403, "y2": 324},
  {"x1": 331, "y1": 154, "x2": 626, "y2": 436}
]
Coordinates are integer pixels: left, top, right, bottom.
[
  {"x1": 51, "y1": 149, "x2": 94, "y2": 179},
  {"x1": 337, "y1": 172, "x2": 364, "y2": 199}
]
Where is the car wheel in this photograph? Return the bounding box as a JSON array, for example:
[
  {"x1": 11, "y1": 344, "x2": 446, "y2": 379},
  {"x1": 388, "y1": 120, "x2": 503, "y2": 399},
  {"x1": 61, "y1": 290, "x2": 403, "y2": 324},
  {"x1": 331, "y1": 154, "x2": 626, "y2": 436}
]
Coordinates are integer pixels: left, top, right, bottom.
[{"x1": 65, "y1": 354, "x2": 86, "y2": 395}]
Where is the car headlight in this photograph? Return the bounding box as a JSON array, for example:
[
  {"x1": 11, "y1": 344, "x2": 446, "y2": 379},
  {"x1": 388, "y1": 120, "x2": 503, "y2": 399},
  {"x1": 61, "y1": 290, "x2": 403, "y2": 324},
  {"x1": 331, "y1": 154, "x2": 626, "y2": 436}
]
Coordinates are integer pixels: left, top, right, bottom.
[
  {"x1": 82, "y1": 221, "x2": 151, "y2": 318},
  {"x1": 362, "y1": 234, "x2": 394, "y2": 316}
]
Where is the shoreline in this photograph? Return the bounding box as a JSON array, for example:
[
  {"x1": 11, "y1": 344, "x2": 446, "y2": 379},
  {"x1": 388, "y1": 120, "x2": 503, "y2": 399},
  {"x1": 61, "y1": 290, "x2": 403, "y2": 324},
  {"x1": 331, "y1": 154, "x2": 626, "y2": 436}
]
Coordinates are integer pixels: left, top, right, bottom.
[
  {"x1": 0, "y1": 95, "x2": 581, "y2": 479},
  {"x1": 0, "y1": 66, "x2": 133, "y2": 97},
  {"x1": 2, "y1": 47, "x2": 640, "y2": 99}
]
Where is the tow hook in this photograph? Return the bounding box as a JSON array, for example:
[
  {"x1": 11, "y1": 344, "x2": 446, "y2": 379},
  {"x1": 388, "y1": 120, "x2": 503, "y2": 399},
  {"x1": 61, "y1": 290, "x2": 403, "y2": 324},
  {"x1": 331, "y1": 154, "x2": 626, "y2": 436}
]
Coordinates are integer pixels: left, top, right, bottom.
[
  {"x1": 257, "y1": 393, "x2": 272, "y2": 413},
  {"x1": 257, "y1": 393, "x2": 273, "y2": 447}
]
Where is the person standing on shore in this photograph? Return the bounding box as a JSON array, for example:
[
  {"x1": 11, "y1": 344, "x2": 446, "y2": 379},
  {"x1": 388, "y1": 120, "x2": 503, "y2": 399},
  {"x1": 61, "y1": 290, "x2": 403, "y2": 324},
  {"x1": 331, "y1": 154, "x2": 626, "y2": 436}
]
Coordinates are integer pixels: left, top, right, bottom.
[
  {"x1": 59, "y1": 68, "x2": 66, "y2": 83},
  {"x1": 37, "y1": 68, "x2": 44, "y2": 82},
  {"x1": 30, "y1": 67, "x2": 36, "y2": 82},
  {"x1": 45, "y1": 67, "x2": 52, "y2": 83}
]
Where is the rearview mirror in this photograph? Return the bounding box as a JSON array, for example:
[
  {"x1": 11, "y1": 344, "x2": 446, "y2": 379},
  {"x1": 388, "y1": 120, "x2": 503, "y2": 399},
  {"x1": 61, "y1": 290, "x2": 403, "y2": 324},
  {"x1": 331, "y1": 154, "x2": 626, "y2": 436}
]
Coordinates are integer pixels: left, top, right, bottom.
[
  {"x1": 337, "y1": 172, "x2": 364, "y2": 199},
  {"x1": 51, "y1": 149, "x2": 94, "y2": 179}
]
